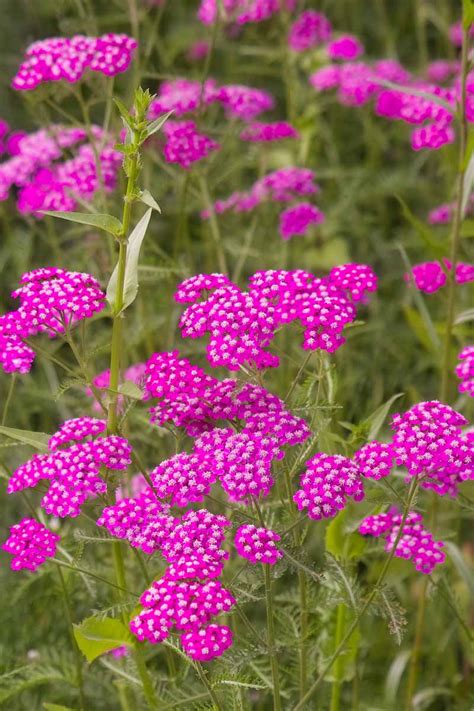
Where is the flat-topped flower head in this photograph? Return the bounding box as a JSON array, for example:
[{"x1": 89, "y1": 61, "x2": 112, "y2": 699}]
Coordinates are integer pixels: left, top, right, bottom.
[
  {"x1": 213, "y1": 84, "x2": 274, "y2": 121},
  {"x1": 391, "y1": 401, "x2": 472, "y2": 496},
  {"x1": 240, "y1": 121, "x2": 298, "y2": 142},
  {"x1": 181, "y1": 624, "x2": 233, "y2": 661},
  {"x1": 149, "y1": 78, "x2": 217, "y2": 117},
  {"x1": 329, "y1": 264, "x2": 378, "y2": 303},
  {"x1": 288, "y1": 11, "x2": 332, "y2": 52},
  {"x1": 327, "y1": 35, "x2": 364, "y2": 61},
  {"x1": 279, "y1": 203, "x2": 325, "y2": 240},
  {"x1": 235, "y1": 524, "x2": 283, "y2": 564},
  {"x1": 2, "y1": 518, "x2": 60, "y2": 571},
  {"x1": 294, "y1": 453, "x2": 364, "y2": 520},
  {"x1": 0, "y1": 268, "x2": 106, "y2": 375},
  {"x1": 198, "y1": 0, "x2": 295, "y2": 26},
  {"x1": 8, "y1": 418, "x2": 131, "y2": 518},
  {"x1": 359, "y1": 510, "x2": 446, "y2": 575},
  {"x1": 12, "y1": 34, "x2": 137, "y2": 90},
  {"x1": 163, "y1": 121, "x2": 219, "y2": 169}
]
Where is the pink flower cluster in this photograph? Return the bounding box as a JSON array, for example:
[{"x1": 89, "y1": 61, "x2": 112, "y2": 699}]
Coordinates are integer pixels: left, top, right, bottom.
[
  {"x1": 145, "y1": 350, "x2": 311, "y2": 445},
  {"x1": 406, "y1": 260, "x2": 474, "y2": 293},
  {"x1": 288, "y1": 11, "x2": 332, "y2": 52},
  {"x1": 234, "y1": 524, "x2": 283, "y2": 564},
  {"x1": 293, "y1": 453, "x2": 365, "y2": 520},
  {"x1": 455, "y1": 346, "x2": 474, "y2": 397},
  {"x1": 279, "y1": 203, "x2": 325, "y2": 240},
  {"x1": 359, "y1": 510, "x2": 445, "y2": 575},
  {"x1": 162, "y1": 121, "x2": 219, "y2": 169},
  {"x1": 2, "y1": 518, "x2": 60, "y2": 571},
  {"x1": 202, "y1": 166, "x2": 323, "y2": 239},
  {"x1": 391, "y1": 401, "x2": 473, "y2": 497},
  {"x1": 0, "y1": 268, "x2": 106, "y2": 374},
  {"x1": 149, "y1": 78, "x2": 274, "y2": 122},
  {"x1": 8, "y1": 418, "x2": 131, "y2": 518},
  {"x1": 198, "y1": 0, "x2": 295, "y2": 26},
  {"x1": 176, "y1": 266, "x2": 377, "y2": 368},
  {"x1": 309, "y1": 42, "x2": 474, "y2": 150},
  {"x1": 12, "y1": 34, "x2": 137, "y2": 90},
  {"x1": 123, "y1": 507, "x2": 234, "y2": 660},
  {"x1": 240, "y1": 121, "x2": 298, "y2": 142},
  {"x1": 0, "y1": 123, "x2": 121, "y2": 214}
]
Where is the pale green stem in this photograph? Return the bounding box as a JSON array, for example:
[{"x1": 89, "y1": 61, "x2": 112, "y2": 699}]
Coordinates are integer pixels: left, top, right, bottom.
[
  {"x1": 195, "y1": 662, "x2": 223, "y2": 710},
  {"x1": 294, "y1": 477, "x2": 420, "y2": 710}
]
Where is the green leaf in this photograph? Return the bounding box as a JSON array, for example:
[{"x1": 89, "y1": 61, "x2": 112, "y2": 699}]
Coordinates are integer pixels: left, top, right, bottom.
[
  {"x1": 118, "y1": 381, "x2": 144, "y2": 400},
  {"x1": 73, "y1": 616, "x2": 132, "y2": 664},
  {"x1": 444, "y1": 541, "x2": 474, "y2": 598},
  {"x1": 462, "y1": 152, "x2": 474, "y2": 216},
  {"x1": 106, "y1": 208, "x2": 153, "y2": 313},
  {"x1": 0, "y1": 425, "x2": 49, "y2": 451},
  {"x1": 325, "y1": 509, "x2": 366, "y2": 561},
  {"x1": 463, "y1": 0, "x2": 474, "y2": 28},
  {"x1": 403, "y1": 305, "x2": 437, "y2": 353},
  {"x1": 42, "y1": 211, "x2": 123, "y2": 237},
  {"x1": 43, "y1": 704, "x2": 76, "y2": 711},
  {"x1": 455, "y1": 308, "x2": 474, "y2": 325},
  {"x1": 365, "y1": 393, "x2": 404, "y2": 440},
  {"x1": 139, "y1": 189, "x2": 161, "y2": 213},
  {"x1": 325, "y1": 510, "x2": 347, "y2": 559},
  {"x1": 460, "y1": 219, "x2": 474, "y2": 237},
  {"x1": 113, "y1": 97, "x2": 134, "y2": 129},
  {"x1": 146, "y1": 110, "x2": 173, "y2": 137}
]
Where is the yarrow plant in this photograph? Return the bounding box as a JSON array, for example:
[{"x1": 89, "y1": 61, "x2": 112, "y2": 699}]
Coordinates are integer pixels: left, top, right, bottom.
[{"x1": 1, "y1": 5, "x2": 473, "y2": 711}]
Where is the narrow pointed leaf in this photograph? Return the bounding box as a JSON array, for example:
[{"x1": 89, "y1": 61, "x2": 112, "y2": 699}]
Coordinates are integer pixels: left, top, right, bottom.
[
  {"x1": 146, "y1": 110, "x2": 173, "y2": 137},
  {"x1": 139, "y1": 189, "x2": 161, "y2": 213},
  {"x1": 42, "y1": 211, "x2": 123, "y2": 237},
  {"x1": 0, "y1": 426, "x2": 50, "y2": 451},
  {"x1": 106, "y1": 208, "x2": 153, "y2": 312},
  {"x1": 366, "y1": 393, "x2": 404, "y2": 440}
]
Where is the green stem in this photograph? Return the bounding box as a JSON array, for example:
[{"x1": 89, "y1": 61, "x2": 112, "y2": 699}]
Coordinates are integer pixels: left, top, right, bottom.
[
  {"x1": 2, "y1": 374, "x2": 16, "y2": 426},
  {"x1": 52, "y1": 558, "x2": 136, "y2": 595},
  {"x1": 195, "y1": 661, "x2": 223, "y2": 710},
  {"x1": 294, "y1": 477, "x2": 419, "y2": 710},
  {"x1": 198, "y1": 174, "x2": 228, "y2": 274},
  {"x1": 57, "y1": 567, "x2": 86, "y2": 711},
  {"x1": 440, "y1": 26, "x2": 470, "y2": 402},
  {"x1": 263, "y1": 563, "x2": 282, "y2": 711},
  {"x1": 330, "y1": 604, "x2": 347, "y2": 711}
]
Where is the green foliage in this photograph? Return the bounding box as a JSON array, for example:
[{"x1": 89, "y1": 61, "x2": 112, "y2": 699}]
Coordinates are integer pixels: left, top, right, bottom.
[{"x1": 73, "y1": 616, "x2": 133, "y2": 664}]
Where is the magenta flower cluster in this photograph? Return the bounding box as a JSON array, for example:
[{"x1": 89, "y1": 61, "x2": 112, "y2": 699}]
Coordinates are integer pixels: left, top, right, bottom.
[
  {"x1": 145, "y1": 350, "x2": 311, "y2": 444},
  {"x1": 0, "y1": 123, "x2": 121, "y2": 215},
  {"x1": 234, "y1": 524, "x2": 283, "y2": 564},
  {"x1": 12, "y1": 34, "x2": 137, "y2": 90},
  {"x1": 162, "y1": 120, "x2": 219, "y2": 169},
  {"x1": 201, "y1": 166, "x2": 323, "y2": 238},
  {"x1": 149, "y1": 77, "x2": 274, "y2": 122},
  {"x1": 2, "y1": 518, "x2": 60, "y2": 571},
  {"x1": 175, "y1": 266, "x2": 377, "y2": 368},
  {"x1": 7, "y1": 417, "x2": 131, "y2": 518},
  {"x1": 455, "y1": 346, "x2": 474, "y2": 397},
  {"x1": 293, "y1": 453, "x2": 365, "y2": 521},
  {"x1": 406, "y1": 260, "x2": 474, "y2": 293},
  {"x1": 359, "y1": 510, "x2": 445, "y2": 575},
  {"x1": 0, "y1": 268, "x2": 106, "y2": 375},
  {"x1": 197, "y1": 0, "x2": 295, "y2": 27},
  {"x1": 391, "y1": 401, "x2": 473, "y2": 497},
  {"x1": 240, "y1": 121, "x2": 298, "y2": 142}
]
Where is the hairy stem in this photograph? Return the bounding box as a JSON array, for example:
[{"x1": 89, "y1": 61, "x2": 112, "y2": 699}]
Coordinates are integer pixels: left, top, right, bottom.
[
  {"x1": 330, "y1": 603, "x2": 347, "y2": 711},
  {"x1": 195, "y1": 661, "x2": 223, "y2": 710},
  {"x1": 2, "y1": 374, "x2": 16, "y2": 426},
  {"x1": 404, "y1": 578, "x2": 428, "y2": 710}
]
